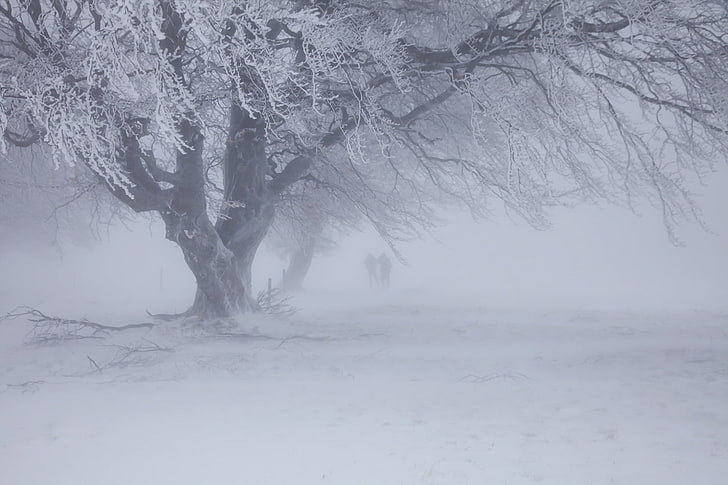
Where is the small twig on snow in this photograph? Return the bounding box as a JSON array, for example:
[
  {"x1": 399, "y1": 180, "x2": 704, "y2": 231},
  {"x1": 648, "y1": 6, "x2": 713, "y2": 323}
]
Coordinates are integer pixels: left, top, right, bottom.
[
  {"x1": 458, "y1": 372, "x2": 531, "y2": 383},
  {"x1": 104, "y1": 339, "x2": 174, "y2": 367}
]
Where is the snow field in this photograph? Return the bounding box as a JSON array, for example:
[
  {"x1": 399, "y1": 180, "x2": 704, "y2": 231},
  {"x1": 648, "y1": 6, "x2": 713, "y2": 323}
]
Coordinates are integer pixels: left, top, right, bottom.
[{"x1": 1, "y1": 294, "x2": 727, "y2": 484}]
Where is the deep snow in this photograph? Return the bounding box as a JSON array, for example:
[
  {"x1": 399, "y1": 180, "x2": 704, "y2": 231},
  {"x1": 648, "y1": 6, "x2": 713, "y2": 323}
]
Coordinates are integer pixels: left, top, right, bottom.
[{"x1": 1, "y1": 291, "x2": 727, "y2": 485}]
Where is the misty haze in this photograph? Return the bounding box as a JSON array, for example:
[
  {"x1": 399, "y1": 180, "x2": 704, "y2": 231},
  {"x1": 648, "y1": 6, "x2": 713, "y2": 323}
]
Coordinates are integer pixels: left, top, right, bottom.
[{"x1": 1, "y1": 1, "x2": 727, "y2": 484}]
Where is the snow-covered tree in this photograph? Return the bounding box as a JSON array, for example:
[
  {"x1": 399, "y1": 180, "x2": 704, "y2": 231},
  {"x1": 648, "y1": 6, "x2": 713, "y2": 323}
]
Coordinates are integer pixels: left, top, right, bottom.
[{"x1": 2, "y1": 0, "x2": 727, "y2": 318}]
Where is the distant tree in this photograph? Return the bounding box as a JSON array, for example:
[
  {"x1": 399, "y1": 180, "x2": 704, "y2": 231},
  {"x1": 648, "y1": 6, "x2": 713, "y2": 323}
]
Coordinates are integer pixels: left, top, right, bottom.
[
  {"x1": 2, "y1": 1, "x2": 727, "y2": 318},
  {"x1": 272, "y1": 193, "x2": 330, "y2": 292},
  {"x1": 271, "y1": 183, "x2": 350, "y2": 291}
]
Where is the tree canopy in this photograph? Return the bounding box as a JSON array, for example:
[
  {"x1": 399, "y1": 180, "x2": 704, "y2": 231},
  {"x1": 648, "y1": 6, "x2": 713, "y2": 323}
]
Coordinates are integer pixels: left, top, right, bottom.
[{"x1": 2, "y1": 0, "x2": 727, "y2": 317}]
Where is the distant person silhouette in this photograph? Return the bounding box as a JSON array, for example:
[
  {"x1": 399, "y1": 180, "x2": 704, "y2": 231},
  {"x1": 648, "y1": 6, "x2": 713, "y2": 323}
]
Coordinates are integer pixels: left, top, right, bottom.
[
  {"x1": 378, "y1": 253, "x2": 392, "y2": 289},
  {"x1": 365, "y1": 253, "x2": 379, "y2": 288}
]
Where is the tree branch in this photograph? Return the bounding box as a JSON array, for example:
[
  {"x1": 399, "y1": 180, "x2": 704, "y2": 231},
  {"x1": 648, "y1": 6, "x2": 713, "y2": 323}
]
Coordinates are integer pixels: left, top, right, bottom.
[{"x1": 269, "y1": 155, "x2": 312, "y2": 194}]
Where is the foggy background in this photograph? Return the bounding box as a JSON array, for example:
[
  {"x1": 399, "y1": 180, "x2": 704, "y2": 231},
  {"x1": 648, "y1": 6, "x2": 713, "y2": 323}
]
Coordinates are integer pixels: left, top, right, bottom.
[{"x1": 2, "y1": 167, "x2": 725, "y2": 317}]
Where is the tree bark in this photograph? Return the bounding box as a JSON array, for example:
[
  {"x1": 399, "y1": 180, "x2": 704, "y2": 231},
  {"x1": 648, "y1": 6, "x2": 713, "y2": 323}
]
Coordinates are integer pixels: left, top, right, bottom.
[{"x1": 182, "y1": 208, "x2": 275, "y2": 318}]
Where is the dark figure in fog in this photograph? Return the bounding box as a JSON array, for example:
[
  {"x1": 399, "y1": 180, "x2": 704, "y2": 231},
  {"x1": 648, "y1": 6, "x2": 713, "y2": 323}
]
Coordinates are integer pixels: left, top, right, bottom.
[
  {"x1": 365, "y1": 253, "x2": 379, "y2": 288},
  {"x1": 378, "y1": 253, "x2": 392, "y2": 289}
]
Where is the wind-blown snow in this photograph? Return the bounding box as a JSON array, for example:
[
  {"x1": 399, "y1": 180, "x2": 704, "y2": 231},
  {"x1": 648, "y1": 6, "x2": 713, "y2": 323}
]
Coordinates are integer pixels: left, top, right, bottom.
[{"x1": 1, "y1": 292, "x2": 726, "y2": 485}]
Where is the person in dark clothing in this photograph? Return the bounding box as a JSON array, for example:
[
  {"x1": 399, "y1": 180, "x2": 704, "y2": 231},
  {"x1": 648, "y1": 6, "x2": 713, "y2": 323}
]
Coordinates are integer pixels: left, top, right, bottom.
[
  {"x1": 365, "y1": 253, "x2": 379, "y2": 288},
  {"x1": 378, "y1": 252, "x2": 392, "y2": 289}
]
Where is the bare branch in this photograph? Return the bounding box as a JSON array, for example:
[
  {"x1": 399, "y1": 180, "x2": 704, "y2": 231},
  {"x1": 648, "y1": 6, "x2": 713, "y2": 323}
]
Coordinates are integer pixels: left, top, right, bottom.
[{"x1": 1, "y1": 306, "x2": 154, "y2": 344}]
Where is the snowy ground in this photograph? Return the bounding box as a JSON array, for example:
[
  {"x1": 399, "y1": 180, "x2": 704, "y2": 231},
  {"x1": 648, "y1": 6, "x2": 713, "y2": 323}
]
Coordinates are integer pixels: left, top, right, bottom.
[{"x1": 1, "y1": 291, "x2": 727, "y2": 485}]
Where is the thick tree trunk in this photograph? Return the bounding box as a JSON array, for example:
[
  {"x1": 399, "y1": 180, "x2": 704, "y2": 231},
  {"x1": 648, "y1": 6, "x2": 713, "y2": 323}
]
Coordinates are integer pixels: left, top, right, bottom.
[
  {"x1": 155, "y1": 88, "x2": 306, "y2": 320},
  {"x1": 176, "y1": 103, "x2": 277, "y2": 319},
  {"x1": 157, "y1": 115, "x2": 260, "y2": 320}
]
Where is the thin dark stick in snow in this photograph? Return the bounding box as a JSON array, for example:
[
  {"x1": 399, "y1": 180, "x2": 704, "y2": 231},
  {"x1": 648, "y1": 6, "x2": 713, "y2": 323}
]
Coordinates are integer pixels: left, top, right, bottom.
[
  {"x1": 145, "y1": 309, "x2": 187, "y2": 321},
  {"x1": 6, "y1": 380, "x2": 46, "y2": 393},
  {"x1": 87, "y1": 356, "x2": 102, "y2": 373}
]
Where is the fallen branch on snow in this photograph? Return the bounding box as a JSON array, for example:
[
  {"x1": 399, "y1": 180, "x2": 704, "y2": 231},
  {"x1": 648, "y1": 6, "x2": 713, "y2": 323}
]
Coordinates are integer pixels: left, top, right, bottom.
[
  {"x1": 103, "y1": 338, "x2": 174, "y2": 368},
  {"x1": 1, "y1": 306, "x2": 154, "y2": 344},
  {"x1": 79, "y1": 339, "x2": 174, "y2": 374}
]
